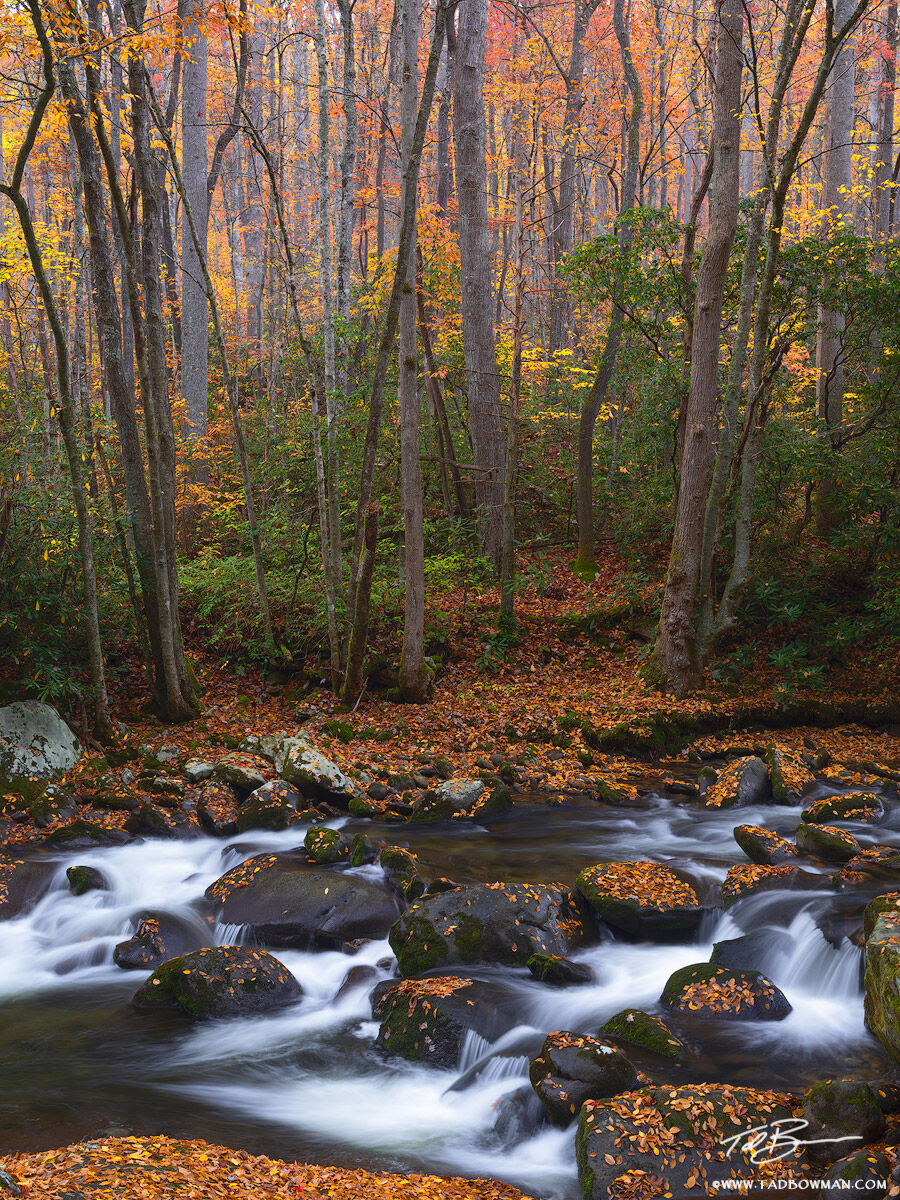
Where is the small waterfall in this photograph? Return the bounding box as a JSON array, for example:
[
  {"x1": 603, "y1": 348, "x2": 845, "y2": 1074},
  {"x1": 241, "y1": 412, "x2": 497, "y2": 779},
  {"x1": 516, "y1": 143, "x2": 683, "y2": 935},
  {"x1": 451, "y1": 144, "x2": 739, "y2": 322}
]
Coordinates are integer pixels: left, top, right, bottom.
[
  {"x1": 773, "y1": 910, "x2": 862, "y2": 998},
  {"x1": 459, "y1": 1030, "x2": 492, "y2": 1072},
  {"x1": 215, "y1": 922, "x2": 251, "y2": 946}
]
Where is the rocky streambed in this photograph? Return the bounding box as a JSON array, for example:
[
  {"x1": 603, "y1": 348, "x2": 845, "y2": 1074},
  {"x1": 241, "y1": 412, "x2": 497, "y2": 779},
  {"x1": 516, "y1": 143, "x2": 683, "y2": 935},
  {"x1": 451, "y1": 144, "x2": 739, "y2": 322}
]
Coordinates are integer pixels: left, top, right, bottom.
[{"x1": 2, "y1": 727, "x2": 900, "y2": 1198}]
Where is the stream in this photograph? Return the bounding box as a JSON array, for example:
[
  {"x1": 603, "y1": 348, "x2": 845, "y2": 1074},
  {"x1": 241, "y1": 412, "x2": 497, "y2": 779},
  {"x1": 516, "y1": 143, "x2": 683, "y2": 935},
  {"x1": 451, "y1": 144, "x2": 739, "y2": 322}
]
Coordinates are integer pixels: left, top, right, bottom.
[{"x1": 1, "y1": 791, "x2": 897, "y2": 1200}]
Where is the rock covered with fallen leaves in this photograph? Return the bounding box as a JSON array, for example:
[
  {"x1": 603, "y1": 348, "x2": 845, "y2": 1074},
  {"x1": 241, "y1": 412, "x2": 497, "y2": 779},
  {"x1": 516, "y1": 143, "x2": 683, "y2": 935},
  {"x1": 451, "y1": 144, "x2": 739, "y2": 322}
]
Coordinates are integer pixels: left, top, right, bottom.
[
  {"x1": 377, "y1": 976, "x2": 520, "y2": 1066},
  {"x1": 529, "y1": 1031, "x2": 638, "y2": 1126},
  {"x1": 205, "y1": 853, "x2": 401, "y2": 948},
  {"x1": 733, "y1": 824, "x2": 799, "y2": 866},
  {"x1": 795, "y1": 821, "x2": 861, "y2": 862},
  {"x1": 576, "y1": 1084, "x2": 795, "y2": 1200},
  {"x1": 389, "y1": 880, "x2": 588, "y2": 976},
  {"x1": 801, "y1": 791, "x2": 886, "y2": 825},
  {"x1": 703, "y1": 756, "x2": 770, "y2": 809},
  {"x1": 575, "y1": 861, "x2": 707, "y2": 938},
  {"x1": 661, "y1": 962, "x2": 792, "y2": 1021},
  {"x1": 132, "y1": 945, "x2": 302, "y2": 1018}
]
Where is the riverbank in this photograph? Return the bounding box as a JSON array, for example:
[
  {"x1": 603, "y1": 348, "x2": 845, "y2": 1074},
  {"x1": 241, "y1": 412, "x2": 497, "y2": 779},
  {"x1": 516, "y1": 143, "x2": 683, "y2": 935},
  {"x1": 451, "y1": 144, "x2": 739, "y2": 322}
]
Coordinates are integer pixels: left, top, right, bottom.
[{"x1": 0, "y1": 1136, "x2": 533, "y2": 1199}]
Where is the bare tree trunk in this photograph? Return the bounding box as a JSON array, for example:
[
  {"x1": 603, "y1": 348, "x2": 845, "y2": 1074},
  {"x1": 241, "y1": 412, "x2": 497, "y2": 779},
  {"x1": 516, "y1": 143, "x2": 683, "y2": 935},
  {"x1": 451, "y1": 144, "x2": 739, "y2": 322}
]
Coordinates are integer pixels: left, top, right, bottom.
[
  {"x1": 181, "y1": 0, "x2": 208, "y2": 451},
  {"x1": 648, "y1": 0, "x2": 744, "y2": 696},
  {"x1": 453, "y1": 0, "x2": 504, "y2": 569},
  {"x1": 398, "y1": 0, "x2": 432, "y2": 702},
  {"x1": 875, "y1": 2, "x2": 897, "y2": 237}
]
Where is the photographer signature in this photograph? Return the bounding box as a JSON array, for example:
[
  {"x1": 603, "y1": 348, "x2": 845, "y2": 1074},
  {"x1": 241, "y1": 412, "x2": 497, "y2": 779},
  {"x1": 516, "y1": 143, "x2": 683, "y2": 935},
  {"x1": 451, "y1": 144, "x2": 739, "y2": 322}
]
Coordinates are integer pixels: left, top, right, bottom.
[{"x1": 722, "y1": 1119, "x2": 862, "y2": 1165}]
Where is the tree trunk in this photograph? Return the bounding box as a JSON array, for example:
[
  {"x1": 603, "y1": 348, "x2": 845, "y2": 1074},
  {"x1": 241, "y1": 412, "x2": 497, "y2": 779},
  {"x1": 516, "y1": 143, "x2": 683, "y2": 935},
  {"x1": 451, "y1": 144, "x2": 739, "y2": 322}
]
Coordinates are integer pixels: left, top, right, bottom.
[{"x1": 181, "y1": 0, "x2": 209, "y2": 449}]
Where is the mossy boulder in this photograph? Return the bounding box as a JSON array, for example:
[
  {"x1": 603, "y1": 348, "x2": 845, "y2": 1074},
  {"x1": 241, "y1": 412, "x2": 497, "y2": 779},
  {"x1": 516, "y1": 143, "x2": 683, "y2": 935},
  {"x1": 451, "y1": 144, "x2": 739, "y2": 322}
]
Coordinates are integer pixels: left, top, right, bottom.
[
  {"x1": 40, "y1": 819, "x2": 130, "y2": 851},
  {"x1": 798, "y1": 1080, "x2": 885, "y2": 1166},
  {"x1": 801, "y1": 792, "x2": 885, "y2": 825},
  {"x1": 575, "y1": 861, "x2": 706, "y2": 939},
  {"x1": 66, "y1": 865, "x2": 107, "y2": 896},
  {"x1": 469, "y1": 784, "x2": 514, "y2": 821},
  {"x1": 196, "y1": 779, "x2": 241, "y2": 837},
  {"x1": 304, "y1": 826, "x2": 346, "y2": 865},
  {"x1": 274, "y1": 737, "x2": 359, "y2": 805},
  {"x1": 114, "y1": 909, "x2": 209, "y2": 970},
  {"x1": 526, "y1": 953, "x2": 592, "y2": 986},
  {"x1": 864, "y1": 894, "x2": 900, "y2": 940},
  {"x1": 435, "y1": 778, "x2": 485, "y2": 811},
  {"x1": 132, "y1": 946, "x2": 301, "y2": 1019},
  {"x1": 825, "y1": 1149, "x2": 891, "y2": 1188},
  {"x1": 529, "y1": 1032, "x2": 638, "y2": 1127},
  {"x1": 0, "y1": 701, "x2": 82, "y2": 800},
  {"x1": 767, "y1": 745, "x2": 816, "y2": 804},
  {"x1": 212, "y1": 754, "x2": 268, "y2": 795},
  {"x1": 576, "y1": 1084, "x2": 794, "y2": 1200},
  {"x1": 0, "y1": 859, "x2": 57, "y2": 919},
  {"x1": 235, "y1": 780, "x2": 305, "y2": 833},
  {"x1": 205, "y1": 853, "x2": 401, "y2": 948},
  {"x1": 864, "y1": 909, "x2": 900, "y2": 1064},
  {"x1": 795, "y1": 822, "x2": 861, "y2": 862},
  {"x1": 389, "y1": 881, "x2": 588, "y2": 977},
  {"x1": 377, "y1": 977, "x2": 519, "y2": 1067},
  {"x1": 734, "y1": 824, "x2": 799, "y2": 866},
  {"x1": 409, "y1": 791, "x2": 458, "y2": 823},
  {"x1": 21, "y1": 784, "x2": 79, "y2": 827},
  {"x1": 598, "y1": 1008, "x2": 685, "y2": 1062},
  {"x1": 704, "y1": 757, "x2": 769, "y2": 809},
  {"x1": 660, "y1": 963, "x2": 791, "y2": 1021},
  {"x1": 124, "y1": 802, "x2": 188, "y2": 839},
  {"x1": 721, "y1": 863, "x2": 824, "y2": 908}
]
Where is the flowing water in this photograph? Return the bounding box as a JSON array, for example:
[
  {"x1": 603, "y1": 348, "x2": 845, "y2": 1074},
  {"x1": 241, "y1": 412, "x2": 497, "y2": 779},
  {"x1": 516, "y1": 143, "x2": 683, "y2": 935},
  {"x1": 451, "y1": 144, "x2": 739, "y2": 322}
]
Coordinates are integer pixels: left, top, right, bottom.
[{"x1": 0, "y1": 793, "x2": 897, "y2": 1199}]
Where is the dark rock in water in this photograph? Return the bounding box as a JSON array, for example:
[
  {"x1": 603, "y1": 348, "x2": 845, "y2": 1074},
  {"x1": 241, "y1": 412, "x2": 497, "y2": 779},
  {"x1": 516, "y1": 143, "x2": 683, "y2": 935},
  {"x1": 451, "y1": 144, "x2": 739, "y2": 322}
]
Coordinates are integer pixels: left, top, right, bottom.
[
  {"x1": 795, "y1": 822, "x2": 861, "y2": 862},
  {"x1": 493, "y1": 1084, "x2": 547, "y2": 1145},
  {"x1": 710, "y1": 928, "x2": 793, "y2": 975},
  {"x1": 872, "y1": 1082, "x2": 900, "y2": 1114},
  {"x1": 576, "y1": 1084, "x2": 794, "y2": 1200},
  {"x1": 801, "y1": 792, "x2": 885, "y2": 825},
  {"x1": 575, "y1": 860, "x2": 706, "y2": 938},
  {"x1": 529, "y1": 1032, "x2": 638, "y2": 1127},
  {"x1": 66, "y1": 865, "x2": 108, "y2": 896},
  {"x1": 389, "y1": 881, "x2": 588, "y2": 977},
  {"x1": 837, "y1": 848, "x2": 900, "y2": 891},
  {"x1": 197, "y1": 780, "x2": 241, "y2": 836},
  {"x1": 704, "y1": 756, "x2": 769, "y2": 809},
  {"x1": 334, "y1": 964, "x2": 378, "y2": 1001},
  {"x1": 41, "y1": 820, "x2": 130, "y2": 851},
  {"x1": 767, "y1": 746, "x2": 816, "y2": 804},
  {"x1": 798, "y1": 1079, "x2": 885, "y2": 1166},
  {"x1": 409, "y1": 791, "x2": 458, "y2": 823},
  {"x1": 124, "y1": 802, "x2": 191, "y2": 839},
  {"x1": 370, "y1": 978, "x2": 403, "y2": 1020},
  {"x1": 132, "y1": 946, "x2": 301, "y2": 1019},
  {"x1": 0, "y1": 859, "x2": 57, "y2": 919},
  {"x1": 469, "y1": 784, "x2": 514, "y2": 821},
  {"x1": 660, "y1": 962, "x2": 791, "y2": 1021},
  {"x1": 206, "y1": 853, "x2": 401, "y2": 948},
  {"x1": 377, "y1": 977, "x2": 520, "y2": 1067},
  {"x1": 734, "y1": 824, "x2": 799, "y2": 866},
  {"x1": 236, "y1": 780, "x2": 304, "y2": 833},
  {"x1": 304, "y1": 826, "x2": 346, "y2": 865},
  {"x1": 526, "y1": 952, "x2": 592, "y2": 986},
  {"x1": 722, "y1": 863, "x2": 826, "y2": 907},
  {"x1": 114, "y1": 910, "x2": 210, "y2": 970},
  {"x1": 825, "y1": 1149, "x2": 890, "y2": 1195},
  {"x1": 598, "y1": 1008, "x2": 684, "y2": 1062},
  {"x1": 865, "y1": 906, "x2": 900, "y2": 1065}
]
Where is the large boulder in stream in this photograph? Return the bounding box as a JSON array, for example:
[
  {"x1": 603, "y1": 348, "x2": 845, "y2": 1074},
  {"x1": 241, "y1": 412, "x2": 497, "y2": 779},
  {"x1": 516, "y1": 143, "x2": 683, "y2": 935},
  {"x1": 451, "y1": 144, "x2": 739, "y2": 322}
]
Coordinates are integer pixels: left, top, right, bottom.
[
  {"x1": 205, "y1": 853, "x2": 400, "y2": 948},
  {"x1": 722, "y1": 863, "x2": 826, "y2": 908},
  {"x1": 703, "y1": 756, "x2": 769, "y2": 809},
  {"x1": 576, "y1": 1084, "x2": 794, "y2": 1199},
  {"x1": 132, "y1": 946, "x2": 302, "y2": 1019},
  {"x1": 235, "y1": 780, "x2": 305, "y2": 833},
  {"x1": 530, "y1": 1032, "x2": 638, "y2": 1127},
  {"x1": 376, "y1": 977, "x2": 520, "y2": 1067},
  {"x1": 661, "y1": 962, "x2": 791, "y2": 1021},
  {"x1": 865, "y1": 904, "x2": 900, "y2": 1064},
  {"x1": 274, "y1": 737, "x2": 358, "y2": 805},
  {"x1": 797, "y1": 1079, "x2": 885, "y2": 1166},
  {"x1": 0, "y1": 701, "x2": 81, "y2": 799},
  {"x1": 801, "y1": 792, "x2": 885, "y2": 825},
  {"x1": 196, "y1": 779, "x2": 241, "y2": 837},
  {"x1": 599, "y1": 1008, "x2": 685, "y2": 1063},
  {"x1": 389, "y1": 881, "x2": 588, "y2": 977},
  {"x1": 575, "y1": 861, "x2": 706, "y2": 939},
  {"x1": 0, "y1": 859, "x2": 57, "y2": 919},
  {"x1": 795, "y1": 823, "x2": 861, "y2": 863},
  {"x1": 733, "y1": 825, "x2": 798, "y2": 866}
]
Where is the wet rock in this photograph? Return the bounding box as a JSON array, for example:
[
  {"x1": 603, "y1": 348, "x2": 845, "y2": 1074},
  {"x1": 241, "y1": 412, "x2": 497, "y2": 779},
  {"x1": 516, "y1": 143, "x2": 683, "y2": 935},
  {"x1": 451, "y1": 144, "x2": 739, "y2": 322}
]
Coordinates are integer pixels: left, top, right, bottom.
[
  {"x1": 493, "y1": 1084, "x2": 547, "y2": 1145},
  {"x1": 734, "y1": 824, "x2": 799, "y2": 866},
  {"x1": 837, "y1": 848, "x2": 900, "y2": 891},
  {"x1": 0, "y1": 701, "x2": 82, "y2": 799},
  {"x1": 206, "y1": 854, "x2": 401, "y2": 948},
  {"x1": 389, "y1": 881, "x2": 588, "y2": 977},
  {"x1": 0, "y1": 859, "x2": 57, "y2": 919},
  {"x1": 767, "y1": 746, "x2": 816, "y2": 804},
  {"x1": 825, "y1": 1149, "x2": 891, "y2": 1194},
  {"x1": 91, "y1": 786, "x2": 141, "y2": 812},
  {"x1": 576, "y1": 1084, "x2": 794, "y2": 1200},
  {"x1": 801, "y1": 792, "x2": 885, "y2": 825},
  {"x1": 722, "y1": 863, "x2": 826, "y2": 907},
  {"x1": 864, "y1": 894, "x2": 900, "y2": 940},
  {"x1": 598, "y1": 1008, "x2": 684, "y2": 1062},
  {"x1": 530, "y1": 1032, "x2": 638, "y2": 1127},
  {"x1": 197, "y1": 779, "x2": 241, "y2": 836},
  {"x1": 213, "y1": 755, "x2": 268, "y2": 796},
  {"x1": 348, "y1": 795, "x2": 379, "y2": 818},
  {"x1": 334, "y1": 964, "x2": 379, "y2": 1001},
  {"x1": 19, "y1": 784, "x2": 79, "y2": 828},
  {"x1": 275, "y1": 737, "x2": 358, "y2": 805},
  {"x1": 795, "y1": 823, "x2": 861, "y2": 862},
  {"x1": 526, "y1": 953, "x2": 593, "y2": 986},
  {"x1": 710, "y1": 929, "x2": 793, "y2": 974},
  {"x1": 236, "y1": 780, "x2": 304, "y2": 833},
  {"x1": 865, "y1": 907, "x2": 900, "y2": 1064},
  {"x1": 41, "y1": 820, "x2": 130, "y2": 851},
  {"x1": 661, "y1": 962, "x2": 791, "y2": 1020},
  {"x1": 304, "y1": 826, "x2": 346, "y2": 865},
  {"x1": 408, "y1": 791, "x2": 457, "y2": 823},
  {"x1": 114, "y1": 910, "x2": 209, "y2": 970},
  {"x1": 377, "y1": 977, "x2": 519, "y2": 1067},
  {"x1": 132, "y1": 946, "x2": 302, "y2": 1019},
  {"x1": 66, "y1": 865, "x2": 107, "y2": 896},
  {"x1": 798, "y1": 1080, "x2": 885, "y2": 1166},
  {"x1": 124, "y1": 802, "x2": 190, "y2": 839},
  {"x1": 575, "y1": 861, "x2": 706, "y2": 939},
  {"x1": 469, "y1": 784, "x2": 514, "y2": 821},
  {"x1": 703, "y1": 756, "x2": 769, "y2": 809}
]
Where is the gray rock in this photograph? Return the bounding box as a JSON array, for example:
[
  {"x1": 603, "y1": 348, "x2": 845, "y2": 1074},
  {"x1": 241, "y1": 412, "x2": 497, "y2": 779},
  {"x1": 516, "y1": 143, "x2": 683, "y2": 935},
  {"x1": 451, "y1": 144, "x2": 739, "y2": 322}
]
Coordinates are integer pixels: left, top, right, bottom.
[
  {"x1": 183, "y1": 760, "x2": 215, "y2": 784},
  {"x1": 213, "y1": 755, "x2": 267, "y2": 795},
  {"x1": 275, "y1": 737, "x2": 359, "y2": 804},
  {"x1": 437, "y1": 779, "x2": 486, "y2": 811},
  {"x1": 0, "y1": 701, "x2": 82, "y2": 799}
]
